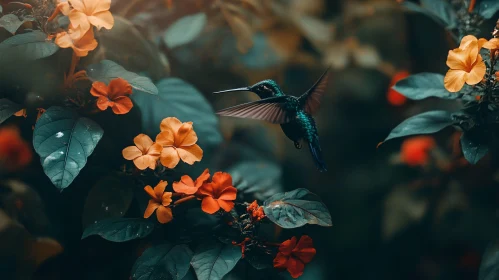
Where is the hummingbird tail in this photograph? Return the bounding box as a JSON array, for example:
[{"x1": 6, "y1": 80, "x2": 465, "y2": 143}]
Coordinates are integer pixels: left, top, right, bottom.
[{"x1": 308, "y1": 141, "x2": 327, "y2": 172}]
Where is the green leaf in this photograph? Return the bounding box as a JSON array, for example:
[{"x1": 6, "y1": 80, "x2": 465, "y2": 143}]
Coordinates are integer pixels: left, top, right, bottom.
[
  {"x1": 81, "y1": 175, "x2": 134, "y2": 227},
  {"x1": 384, "y1": 110, "x2": 454, "y2": 142},
  {"x1": 33, "y1": 106, "x2": 104, "y2": 190},
  {"x1": 0, "y1": 30, "x2": 58, "y2": 63},
  {"x1": 0, "y1": 14, "x2": 27, "y2": 34},
  {"x1": 81, "y1": 218, "x2": 154, "y2": 242},
  {"x1": 263, "y1": 188, "x2": 332, "y2": 229},
  {"x1": 131, "y1": 244, "x2": 193, "y2": 280},
  {"x1": 0, "y1": 98, "x2": 22, "y2": 124},
  {"x1": 86, "y1": 60, "x2": 158, "y2": 95},
  {"x1": 479, "y1": 240, "x2": 499, "y2": 280},
  {"x1": 393, "y1": 73, "x2": 456, "y2": 100},
  {"x1": 228, "y1": 161, "x2": 283, "y2": 200},
  {"x1": 478, "y1": 1, "x2": 499, "y2": 19},
  {"x1": 131, "y1": 78, "x2": 223, "y2": 148},
  {"x1": 461, "y1": 130, "x2": 488, "y2": 164},
  {"x1": 191, "y1": 242, "x2": 242, "y2": 280},
  {"x1": 420, "y1": 0, "x2": 457, "y2": 28},
  {"x1": 163, "y1": 13, "x2": 207, "y2": 49},
  {"x1": 401, "y1": 1, "x2": 450, "y2": 28}
]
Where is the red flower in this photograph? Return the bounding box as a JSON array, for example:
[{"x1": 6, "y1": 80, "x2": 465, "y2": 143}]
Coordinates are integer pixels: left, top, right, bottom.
[
  {"x1": 273, "y1": 236, "x2": 316, "y2": 278},
  {"x1": 387, "y1": 70, "x2": 410, "y2": 106},
  {"x1": 400, "y1": 136, "x2": 436, "y2": 166},
  {"x1": 0, "y1": 127, "x2": 32, "y2": 172}
]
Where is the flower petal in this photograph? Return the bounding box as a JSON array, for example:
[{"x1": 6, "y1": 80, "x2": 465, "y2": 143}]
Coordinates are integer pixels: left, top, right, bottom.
[
  {"x1": 156, "y1": 206, "x2": 173, "y2": 224},
  {"x1": 175, "y1": 122, "x2": 198, "y2": 147},
  {"x1": 88, "y1": 11, "x2": 114, "y2": 30},
  {"x1": 143, "y1": 185, "x2": 156, "y2": 200},
  {"x1": 68, "y1": 10, "x2": 91, "y2": 33},
  {"x1": 122, "y1": 146, "x2": 142, "y2": 160},
  {"x1": 218, "y1": 186, "x2": 237, "y2": 200},
  {"x1": 279, "y1": 237, "x2": 297, "y2": 256},
  {"x1": 286, "y1": 257, "x2": 305, "y2": 279},
  {"x1": 154, "y1": 180, "x2": 168, "y2": 198},
  {"x1": 133, "y1": 155, "x2": 153, "y2": 170},
  {"x1": 212, "y1": 172, "x2": 233, "y2": 189},
  {"x1": 177, "y1": 144, "x2": 203, "y2": 165},
  {"x1": 197, "y1": 182, "x2": 215, "y2": 197},
  {"x1": 173, "y1": 175, "x2": 197, "y2": 194},
  {"x1": 160, "y1": 146, "x2": 180, "y2": 169},
  {"x1": 156, "y1": 131, "x2": 175, "y2": 147},
  {"x1": 111, "y1": 96, "x2": 133, "y2": 115},
  {"x1": 483, "y1": 38, "x2": 499, "y2": 50},
  {"x1": 444, "y1": 69, "x2": 467, "y2": 92},
  {"x1": 55, "y1": 31, "x2": 73, "y2": 48},
  {"x1": 148, "y1": 143, "x2": 163, "y2": 157},
  {"x1": 195, "y1": 169, "x2": 211, "y2": 188},
  {"x1": 68, "y1": 0, "x2": 84, "y2": 11},
  {"x1": 144, "y1": 200, "x2": 160, "y2": 218},
  {"x1": 133, "y1": 134, "x2": 154, "y2": 153},
  {"x1": 90, "y1": 81, "x2": 108, "y2": 97},
  {"x1": 217, "y1": 199, "x2": 234, "y2": 212},
  {"x1": 85, "y1": 0, "x2": 111, "y2": 13},
  {"x1": 108, "y1": 78, "x2": 132, "y2": 99},
  {"x1": 201, "y1": 196, "x2": 220, "y2": 214},
  {"x1": 96, "y1": 97, "x2": 110, "y2": 111},
  {"x1": 446, "y1": 48, "x2": 468, "y2": 70},
  {"x1": 162, "y1": 192, "x2": 173, "y2": 206},
  {"x1": 160, "y1": 117, "x2": 183, "y2": 133},
  {"x1": 466, "y1": 55, "x2": 486, "y2": 85},
  {"x1": 292, "y1": 236, "x2": 316, "y2": 264},
  {"x1": 273, "y1": 253, "x2": 289, "y2": 269}
]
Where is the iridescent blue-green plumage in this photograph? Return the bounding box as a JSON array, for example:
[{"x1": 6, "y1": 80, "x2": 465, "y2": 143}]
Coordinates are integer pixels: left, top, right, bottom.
[{"x1": 214, "y1": 69, "x2": 330, "y2": 172}]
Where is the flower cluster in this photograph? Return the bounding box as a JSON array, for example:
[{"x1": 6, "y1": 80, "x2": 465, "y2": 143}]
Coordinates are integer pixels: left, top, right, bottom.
[
  {"x1": 142, "y1": 169, "x2": 237, "y2": 223},
  {"x1": 122, "y1": 117, "x2": 203, "y2": 170},
  {"x1": 246, "y1": 200, "x2": 265, "y2": 222},
  {"x1": 49, "y1": 0, "x2": 114, "y2": 57},
  {"x1": 273, "y1": 236, "x2": 317, "y2": 278}
]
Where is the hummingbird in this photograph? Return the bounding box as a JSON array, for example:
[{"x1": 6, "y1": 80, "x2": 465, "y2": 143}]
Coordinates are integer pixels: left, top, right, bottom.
[{"x1": 213, "y1": 69, "x2": 330, "y2": 172}]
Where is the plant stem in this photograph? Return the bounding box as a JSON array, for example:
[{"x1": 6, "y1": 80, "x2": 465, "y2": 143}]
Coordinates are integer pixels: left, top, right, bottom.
[
  {"x1": 174, "y1": 195, "x2": 196, "y2": 205},
  {"x1": 468, "y1": 0, "x2": 476, "y2": 13}
]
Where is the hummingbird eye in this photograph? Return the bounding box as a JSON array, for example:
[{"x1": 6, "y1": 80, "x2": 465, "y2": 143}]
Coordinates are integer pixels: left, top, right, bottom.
[{"x1": 263, "y1": 85, "x2": 269, "y2": 90}]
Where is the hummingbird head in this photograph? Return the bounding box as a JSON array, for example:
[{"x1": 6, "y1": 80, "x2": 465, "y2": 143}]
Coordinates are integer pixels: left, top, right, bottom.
[{"x1": 213, "y1": 80, "x2": 280, "y2": 99}]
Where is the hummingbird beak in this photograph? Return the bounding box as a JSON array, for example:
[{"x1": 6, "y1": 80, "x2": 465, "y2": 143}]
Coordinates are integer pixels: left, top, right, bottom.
[{"x1": 213, "y1": 87, "x2": 250, "y2": 94}]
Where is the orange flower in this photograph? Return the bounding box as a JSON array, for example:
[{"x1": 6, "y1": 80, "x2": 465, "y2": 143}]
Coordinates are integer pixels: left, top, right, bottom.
[
  {"x1": 90, "y1": 78, "x2": 133, "y2": 114},
  {"x1": 122, "y1": 134, "x2": 162, "y2": 170},
  {"x1": 55, "y1": 27, "x2": 98, "y2": 57},
  {"x1": 172, "y1": 169, "x2": 210, "y2": 195},
  {"x1": 400, "y1": 136, "x2": 436, "y2": 167},
  {"x1": 387, "y1": 70, "x2": 410, "y2": 106},
  {"x1": 483, "y1": 38, "x2": 499, "y2": 50},
  {"x1": 0, "y1": 127, "x2": 32, "y2": 172},
  {"x1": 444, "y1": 35, "x2": 487, "y2": 92},
  {"x1": 14, "y1": 109, "x2": 27, "y2": 118},
  {"x1": 68, "y1": 0, "x2": 114, "y2": 33},
  {"x1": 247, "y1": 200, "x2": 265, "y2": 221},
  {"x1": 156, "y1": 117, "x2": 203, "y2": 169},
  {"x1": 273, "y1": 236, "x2": 316, "y2": 279},
  {"x1": 143, "y1": 180, "x2": 173, "y2": 224},
  {"x1": 198, "y1": 172, "x2": 237, "y2": 214}
]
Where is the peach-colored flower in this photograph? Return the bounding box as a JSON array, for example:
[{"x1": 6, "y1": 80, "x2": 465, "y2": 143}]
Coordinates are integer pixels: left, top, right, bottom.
[
  {"x1": 122, "y1": 134, "x2": 162, "y2": 170},
  {"x1": 90, "y1": 78, "x2": 133, "y2": 114},
  {"x1": 172, "y1": 169, "x2": 210, "y2": 195},
  {"x1": 143, "y1": 180, "x2": 173, "y2": 224},
  {"x1": 55, "y1": 26, "x2": 97, "y2": 57},
  {"x1": 444, "y1": 35, "x2": 487, "y2": 92},
  {"x1": 483, "y1": 38, "x2": 499, "y2": 50},
  {"x1": 68, "y1": 0, "x2": 114, "y2": 33},
  {"x1": 156, "y1": 117, "x2": 203, "y2": 169},
  {"x1": 198, "y1": 172, "x2": 237, "y2": 214}
]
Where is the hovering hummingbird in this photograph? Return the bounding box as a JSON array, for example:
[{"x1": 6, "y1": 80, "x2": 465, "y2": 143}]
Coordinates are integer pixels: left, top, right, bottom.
[{"x1": 213, "y1": 69, "x2": 330, "y2": 172}]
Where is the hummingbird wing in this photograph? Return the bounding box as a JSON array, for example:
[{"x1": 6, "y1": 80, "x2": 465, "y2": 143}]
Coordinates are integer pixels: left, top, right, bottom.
[
  {"x1": 216, "y1": 96, "x2": 291, "y2": 124},
  {"x1": 298, "y1": 67, "x2": 331, "y2": 115}
]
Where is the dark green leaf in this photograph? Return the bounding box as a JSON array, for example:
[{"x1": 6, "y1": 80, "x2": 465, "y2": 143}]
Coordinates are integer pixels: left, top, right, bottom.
[
  {"x1": 0, "y1": 30, "x2": 58, "y2": 63},
  {"x1": 384, "y1": 110, "x2": 454, "y2": 142},
  {"x1": 81, "y1": 175, "x2": 134, "y2": 227},
  {"x1": 131, "y1": 244, "x2": 193, "y2": 280},
  {"x1": 478, "y1": 1, "x2": 499, "y2": 19},
  {"x1": 0, "y1": 98, "x2": 22, "y2": 124},
  {"x1": 163, "y1": 13, "x2": 207, "y2": 49},
  {"x1": 479, "y1": 240, "x2": 499, "y2": 280},
  {"x1": 401, "y1": 1, "x2": 450, "y2": 28},
  {"x1": 191, "y1": 242, "x2": 242, "y2": 280},
  {"x1": 461, "y1": 130, "x2": 488, "y2": 164},
  {"x1": 393, "y1": 73, "x2": 456, "y2": 100},
  {"x1": 131, "y1": 78, "x2": 223, "y2": 148},
  {"x1": 81, "y1": 218, "x2": 154, "y2": 242},
  {"x1": 263, "y1": 188, "x2": 332, "y2": 229},
  {"x1": 420, "y1": 0, "x2": 457, "y2": 28},
  {"x1": 86, "y1": 60, "x2": 158, "y2": 95},
  {"x1": 228, "y1": 161, "x2": 283, "y2": 200},
  {"x1": 33, "y1": 106, "x2": 104, "y2": 190},
  {"x1": 0, "y1": 14, "x2": 27, "y2": 34}
]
